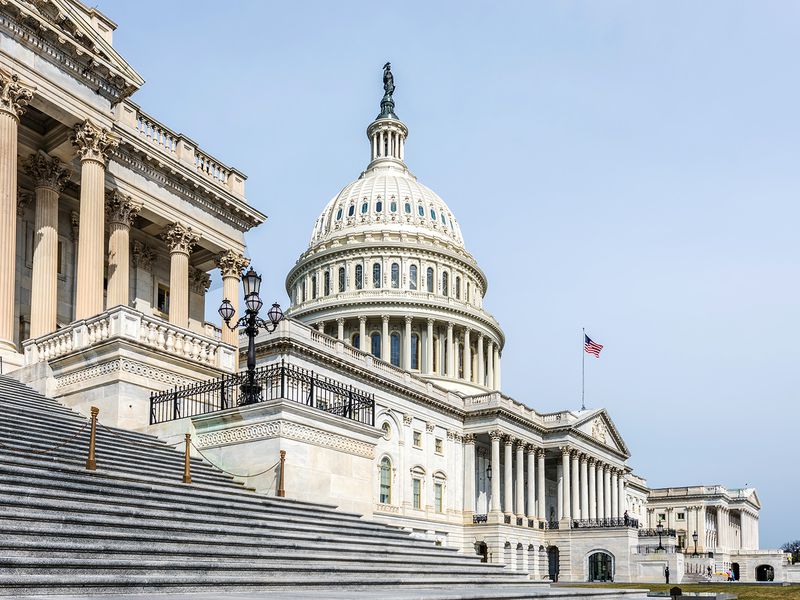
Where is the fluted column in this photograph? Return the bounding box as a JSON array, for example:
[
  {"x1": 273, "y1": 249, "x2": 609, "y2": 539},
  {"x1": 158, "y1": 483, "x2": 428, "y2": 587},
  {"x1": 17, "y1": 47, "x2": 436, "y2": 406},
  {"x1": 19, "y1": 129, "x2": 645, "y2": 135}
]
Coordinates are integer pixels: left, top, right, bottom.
[
  {"x1": 403, "y1": 316, "x2": 412, "y2": 368},
  {"x1": 463, "y1": 328, "x2": 472, "y2": 382},
  {"x1": 579, "y1": 454, "x2": 589, "y2": 522},
  {"x1": 486, "y1": 340, "x2": 494, "y2": 388},
  {"x1": 611, "y1": 469, "x2": 619, "y2": 519},
  {"x1": 503, "y1": 436, "x2": 513, "y2": 515},
  {"x1": 0, "y1": 71, "x2": 33, "y2": 350},
  {"x1": 603, "y1": 465, "x2": 612, "y2": 521},
  {"x1": 537, "y1": 449, "x2": 546, "y2": 521},
  {"x1": 526, "y1": 445, "x2": 536, "y2": 519},
  {"x1": 216, "y1": 250, "x2": 250, "y2": 346},
  {"x1": 161, "y1": 223, "x2": 199, "y2": 327},
  {"x1": 588, "y1": 457, "x2": 597, "y2": 520},
  {"x1": 72, "y1": 120, "x2": 118, "y2": 320},
  {"x1": 618, "y1": 473, "x2": 626, "y2": 518},
  {"x1": 560, "y1": 446, "x2": 571, "y2": 524},
  {"x1": 381, "y1": 315, "x2": 389, "y2": 360},
  {"x1": 494, "y1": 346, "x2": 502, "y2": 390},
  {"x1": 515, "y1": 440, "x2": 525, "y2": 517},
  {"x1": 446, "y1": 322, "x2": 454, "y2": 376},
  {"x1": 489, "y1": 430, "x2": 501, "y2": 514},
  {"x1": 336, "y1": 317, "x2": 344, "y2": 340},
  {"x1": 425, "y1": 318, "x2": 434, "y2": 373},
  {"x1": 463, "y1": 434, "x2": 475, "y2": 514},
  {"x1": 359, "y1": 316, "x2": 367, "y2": 352},
  {"x1": 571, "y1": 450, "x2": 580, "y2": 520},
  {"x1": 25, "y1": 152, "x2": 68, "y2": 337},
  {"x1": 104, "y1": 190, "x2": 140, "y2": 309},
  {"x1": 597, "y1": 462, "x2": 605, "y2": 519},
  {"x1": 477, "y1": 333, "x2": 485, "y2": 385}
]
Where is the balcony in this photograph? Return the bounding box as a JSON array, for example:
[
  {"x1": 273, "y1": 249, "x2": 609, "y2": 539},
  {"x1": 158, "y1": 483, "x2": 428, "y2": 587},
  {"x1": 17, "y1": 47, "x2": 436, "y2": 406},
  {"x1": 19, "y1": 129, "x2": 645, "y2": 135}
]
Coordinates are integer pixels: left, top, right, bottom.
[{"x1": 572, "y1": 517, "x2": 640, "y2": 530}]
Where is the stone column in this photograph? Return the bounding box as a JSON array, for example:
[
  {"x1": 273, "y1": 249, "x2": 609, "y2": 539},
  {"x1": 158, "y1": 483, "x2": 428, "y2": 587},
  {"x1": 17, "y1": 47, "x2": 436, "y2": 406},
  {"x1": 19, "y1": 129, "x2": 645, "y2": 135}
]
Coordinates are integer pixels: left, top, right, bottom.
[
  {"x1": 526, "y1": 445, "x2": 536, "y2": 519},
  {"x1": 104, "y1": 190, "x2": 140, "y2": 309},
  {"x1": 403, "y1": 316, "x2": 412, "y2": 368},
  {"x1": 588, "y1": 457, "x2": 597, "y2": 520},
  {"x1": 477, "y1": 333, "x2": 485, "y2": 385},
  {"x1": 597, "y1": 462, "x2": 605, "y2": 519},
  {"x1": 425, "y1": 318, "x2": 434, "y2": 373},
  {"x1": 446, "y1": 322, "x2": 454, "y2": 376},
  {"x1": 515, "y1": 440, "x2": 524, "y2": 518},
  {"x1": 494, "y1": 346, "x2": 502, "y2": 390},
  {"x1": 487, "y1": 340, "x2": 494, "y2": 388},
  {"x1": 25, "y1": 152, "x2": 68, "y2": 337},
  {"x1": 603, "y1": 465, "x2": 612, "y2": 522},
  {"x1": 503, "y1": 436, "x2": 513, "y2": 515},
  {"x1": 560, "y1": 446, "x2": 571, "y2": 524},
  {"x1": 463, "y1": 434, "x2": 475, "y2": 515},
  {"x1": 579, "y1": 454, "x2": 589, "y2": 522},
  {"x1": 336, "y1": 317, "x2": 344, "y2": 341},
  {"x1": 0, "y1": 71, "x2": 33, "y2": 350},
  {"x1": 359, "y1": 316, "x2": 367, "y2": 352},
  {"x1": 72, "y1": 120, "x2": 118, "y2": 320},
  {"x1": 381, "y1": 315, "x2": 389, "y2": 360},
  {"x1": 489, "y1": 430, "x2": 501, "y2": 514},
  {"x1": 618, "y1": 474, "x2": 626, "y2": 518},
  {"x1": 161, "y1": 223, "x2": 199, "y2": 327},
  {"x1": 536, "y1": 449, "x2": 545, "y2": 521},
  {"x1": 571, "y1": 450, "x2": 580, "y2": 520},
  {"x1": 463, "y1": 327, "x2": 471, "y2": 382},
  {"x1": 215, "y1": 250, "x2": 249, "y2": 346},
  {"x1": 611, "y1": 469, "x2": 619, "y2": 519}
]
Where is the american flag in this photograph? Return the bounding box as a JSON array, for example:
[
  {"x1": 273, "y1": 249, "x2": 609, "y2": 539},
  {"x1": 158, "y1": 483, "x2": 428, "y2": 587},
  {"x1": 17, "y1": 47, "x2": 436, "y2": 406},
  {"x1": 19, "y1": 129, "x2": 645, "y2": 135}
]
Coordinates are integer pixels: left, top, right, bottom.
[{"x1": 584, "y1": 334, "x2": 603, "y2": 358}]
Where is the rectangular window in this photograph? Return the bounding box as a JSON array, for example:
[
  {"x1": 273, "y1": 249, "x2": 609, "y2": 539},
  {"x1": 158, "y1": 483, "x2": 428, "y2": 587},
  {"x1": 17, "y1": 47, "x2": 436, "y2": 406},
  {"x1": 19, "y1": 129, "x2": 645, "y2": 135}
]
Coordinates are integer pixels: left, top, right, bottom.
[
  {"x1": 657, "y1": 513, "x2": 666, "y2": 523},
  {"x1": 435, "y1": 437, "x2": 443, "y2": 455},
  {"x1": 157, "y1": 284, "x2": 170, "y2": 314},
  {"x1": 412, "y1": 478, "x2": 421, "y2": 509},
  {"x1": 434, "y1": 482, "x2": 443, "y2": 513},
  {"x1": 677, "y1": 512, "x2": 685, "y2": 521},
  {"x1": 413, "y1": 430, "x2": 422, "y2": 448}
]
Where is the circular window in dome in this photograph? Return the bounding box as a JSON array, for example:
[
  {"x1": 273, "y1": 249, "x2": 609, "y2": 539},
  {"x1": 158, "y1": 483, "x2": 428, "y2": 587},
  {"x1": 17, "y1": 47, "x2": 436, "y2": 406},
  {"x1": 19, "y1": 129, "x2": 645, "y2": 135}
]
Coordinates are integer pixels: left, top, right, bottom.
[
  {"x1": 417, "y1": 204, "x2": 424, "y2": 217},
  {"x1": 376, "y1": 200, "x2": 383, "y2": 213},
  {"x1": 348, "y1": 204, "x2": 355, "y2": 217},
  {"x1": 336, "y1": 207, "x2": 343, "y2": 221},
  {"x1": 390, "y1": 200, "x2": 397, "y2": 212},
  {"x1": 404, "y1": 201, "x2": 411, "y2": 214},
  {"x1": 430, "y1": 208, "x2": 437, "y2": 221},
  {"x1": 361, "y1": 201, "x2": 369, "y2": 214}
]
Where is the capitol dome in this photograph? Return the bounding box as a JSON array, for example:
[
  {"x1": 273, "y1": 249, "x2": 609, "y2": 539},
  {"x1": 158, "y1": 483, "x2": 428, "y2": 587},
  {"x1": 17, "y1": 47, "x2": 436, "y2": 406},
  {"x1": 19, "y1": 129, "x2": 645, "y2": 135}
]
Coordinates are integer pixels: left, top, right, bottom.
[{"x1": 286, "y1": 65, "x2": 504, "y2": 394}]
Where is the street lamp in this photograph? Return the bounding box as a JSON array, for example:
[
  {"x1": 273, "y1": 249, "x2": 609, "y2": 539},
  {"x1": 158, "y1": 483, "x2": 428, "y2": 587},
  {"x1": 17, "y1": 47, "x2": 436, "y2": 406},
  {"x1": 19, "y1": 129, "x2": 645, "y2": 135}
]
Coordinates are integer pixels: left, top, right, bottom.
[
  {"x1": 218, "y1": 267, "x2": 283, "y2": 405},
  {"x1": 692, "y1": 530, "x2": 699, "y2": 557},
  {"x1": 486, "y1": 463, "x2": 492, "y2": 482},
  {"x1": 656, "y1": 520, "x2": 665, "y2": 551}
]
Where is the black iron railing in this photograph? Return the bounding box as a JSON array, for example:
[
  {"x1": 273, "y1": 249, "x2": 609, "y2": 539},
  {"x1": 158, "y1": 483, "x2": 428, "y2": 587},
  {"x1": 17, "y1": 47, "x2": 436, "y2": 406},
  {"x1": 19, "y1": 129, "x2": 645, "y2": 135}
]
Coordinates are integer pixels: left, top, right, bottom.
[
  {"x1": 638, "y1": 527, "x2": 677, "y2": 537},
  {"x1": 540, "y1": 520, "x2": 560, "y2": 530},
  {"x1": 150, "y1": 360, "x2": 375, "y2": 426},
  {"x1": 472, "y1": 514, "x2": 488, "y2": 524},
  {"x1": 572, "y1": 517, "x2": 640, "y2": 529},
  {"x1": 635, "y1": 544, "x2": 678, "y2": 554}
]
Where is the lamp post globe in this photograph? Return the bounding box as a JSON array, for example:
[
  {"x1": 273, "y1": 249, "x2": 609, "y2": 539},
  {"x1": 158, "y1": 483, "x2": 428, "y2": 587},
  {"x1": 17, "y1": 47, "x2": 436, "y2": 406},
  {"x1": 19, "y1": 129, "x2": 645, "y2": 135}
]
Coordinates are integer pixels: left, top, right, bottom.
[
  {"x1": 692, "y1": 530, "x2": 699, "y2": 557},
  {"x1": 242, "y1": 267, "x2": 262, "y2": 297},
  {"x1": 217, "y1": 298, "x2": 235, "y2": 324}
]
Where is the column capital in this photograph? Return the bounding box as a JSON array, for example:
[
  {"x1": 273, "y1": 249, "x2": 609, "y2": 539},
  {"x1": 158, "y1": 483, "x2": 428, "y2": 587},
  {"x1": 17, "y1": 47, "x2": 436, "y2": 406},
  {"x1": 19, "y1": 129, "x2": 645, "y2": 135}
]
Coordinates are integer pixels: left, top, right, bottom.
[
  {"x1": 536, "y1": 447, "x2": 545, "y2": 459},
  {"x1": 514, "y1": 438, "x2": 526, "y2": 450},
  {"x1": 571, "y1": 449, "x2": 579, "y2": 460},
  {"x1": 131, "y1": 241, "x2": 155, "y2": 272},
  {"x1": 0, "y1": 69, "x2": 34, "y2": 120},
  {"x1": 526, "y1": 443, "x2": 537, "y2": 455},
  {"x1": 336, "y1": 317, "x2": 345, "y2": 325},
  {"x1": 16, "y1": 187, "x2": 32, "y2": 217},
  {"x1": 588, "y1": 456, "x2": 596, "y2": 466},
  {"x1": 215, "y1": 249, "x2": 250, "y2": 278},
  {"x1": 359, "y1": 315, "x2": 367, "y2": 324},
  {"x1": 447, "y1": 321, "x2": 453, "y2": 332},
  {"x1": 579, "y1": 452, "x2": 588, "y2": 463},
  {"x1": 404, "y1": 315, "x2": 412, "y2": 324},
  {"x1": 489, "y1": 429, "x2": 504, "y2": 441},
  {"x1": 105, "y1": 190, "x2": 140, "y2": 226},
  {"x1": 402, "y1": 413, "x2": 413, "y2": 426},
  {"x1": 504, "y1": 435, "x2": 514, "y2": 447},
  {"x1": 161, "y1": 222, "x2": 199, "y2": 255},
  {"x1": 427, "y1": 317, "x2": 434, "y2": 326},
  {"x1": 190, "y1": 267, "x2": 211, "y2": 294},
  {"x1": 560, "y1": 445, "x2": 571, "y2": 456},
  {"x1": 71, "y1": 119, "x2": 118, "y2": 164},
  {"x1": 24, "y1": 152, "x2": 69, "y2": 191},
  {"x1": 382, "y1": 314, "x2": 390, "y2": 324},
  {"x1": 463, "y1": 433, "x2": 475, "y2": 445},
  {"x1": 425, "y1": 421, "x2": 434, "y2": 433}
]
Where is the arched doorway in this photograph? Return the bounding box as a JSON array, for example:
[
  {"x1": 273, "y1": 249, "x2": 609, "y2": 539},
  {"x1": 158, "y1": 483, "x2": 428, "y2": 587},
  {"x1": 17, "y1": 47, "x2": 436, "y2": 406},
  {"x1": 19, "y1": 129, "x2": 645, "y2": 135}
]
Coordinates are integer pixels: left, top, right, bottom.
[
  {"x1": 756, "y1": 564, "x2": 774, "y2": 581},
  {"x1": 474, "y1": 541, "x2": 488, "y2": 563},
  {"x1": 588, "y1": 552, "x2": 614, "y2": 582},
  {"x1": 547, "y1": 546, "x2": 560, "y2": 582},
  {"x1": 731, "y1": 563, "x2": 739, "y2": 581}
]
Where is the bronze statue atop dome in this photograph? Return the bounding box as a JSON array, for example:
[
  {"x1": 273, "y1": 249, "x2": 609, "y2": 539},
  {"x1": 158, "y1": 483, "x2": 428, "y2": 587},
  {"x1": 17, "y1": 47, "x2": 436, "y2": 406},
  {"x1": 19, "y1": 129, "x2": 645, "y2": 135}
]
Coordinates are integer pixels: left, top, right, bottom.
[{"x1": 378, "y1": 62, "x2": 397, "y2": 119}]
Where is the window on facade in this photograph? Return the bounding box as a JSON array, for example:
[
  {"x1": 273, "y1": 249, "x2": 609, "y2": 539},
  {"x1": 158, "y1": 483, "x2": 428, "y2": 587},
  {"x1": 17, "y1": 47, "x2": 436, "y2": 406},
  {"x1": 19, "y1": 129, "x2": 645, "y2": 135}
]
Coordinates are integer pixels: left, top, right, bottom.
[
  {"x1": 371, "y1": 333, "x2": 381, "y2": 358},
  {"x1": 410, "y1": 333, "x2": 420, "y2": 369},
  {"x1": 658, "y1": 513, "x2": 666, "y2": 522},
  {"x1": 434, "y1": 482, "x2": 443, "y2": 513},
  {"x1": 348, "y1": 204, "x2": 355, "y2": 217},
  {"x1": 311, "y1": 275, "x2": 317, "y2": 299},
  {"x1": 409, "y1": 265, "x2": 418, "y2": 290},
  {"x1": 336, "y1": 207, "x2": 343, "y2": 220},
  {"x1": 390, "y1": 200, "x2": 397, "y2": 212},
  {"x1": 418, "y1": 204, "x2": 424, "y2": 217},
  {"x1": 324, "y1": 271, "x2": 330, "y2": 296},
  {"x1": 442, "y1": 272, "x2": 449, "y2": 297},
  {"x1": 380, "y1": 457, "x2": 392, "y2": 504},
  {"x1": 301, "y1": 281, "x2": 306, "y2": 302},
  {"x1": 466, "y1": 282, "x2": 470, "y2": 303},
  {"x1": 355, "y1": 264, "x2": 363, "y2": 289},
  {"x1": 413, "y1": 430, "x2": 422, "y2": 448},
  {"x1": 404, "y1": 201, "x2": 411, "y2": 214},
  {"x1": 441, "y1": 213, "x2": 447, "y2": 226},
  {"x1": 455, "y1": 276, "x2": 461, "y2": 300},
  {"x1": 338, "y1": 266, "x2": 346, "y2": 292},
  {"x1": 677, "y1": 512, "x2": 685, "y2": 521},
  {"x1": 390, "y1": 333, "x2": 400, "y2": 366},
  {"x1": 435, "y1": 438, "x2": 443, "y2": 454},
  {"x1": 361, "y1": 201, "x2": 368, "y2": 214},
  {"x1": 412, "y1": 478, "x2": 422, "y2": 509},
  {"x1": 458, "y1": 344, "x2": 464, "y2": 379},
  {"x1": 426, "y1": 267, "x2": 434, "y2": 293},
  {"x1": 352, "y1": 333, "x2": 360, "y2": 349},
  {"x1": 431, "y1": 208, "x2": 437, "y2": 221},
  {"x1": 373, "y1": 262, "x2": 382, "y2": 288},
  {"x1": 376, "y1": 200, "x2": 383, "y2": 213},
  {"x1": 157, "y1": 284, "x2": 170, "y2": 314},
  {"x1": 391, "y1": 263, "x2": 399, "y2": 288}
]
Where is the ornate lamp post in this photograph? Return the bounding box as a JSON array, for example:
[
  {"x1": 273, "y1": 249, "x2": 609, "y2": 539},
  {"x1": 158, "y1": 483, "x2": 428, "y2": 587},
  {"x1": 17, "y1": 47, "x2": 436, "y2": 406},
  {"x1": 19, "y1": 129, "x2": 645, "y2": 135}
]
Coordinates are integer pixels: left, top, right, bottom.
[
  {"x1": 656, "y1": 520, "x2": 665, "y2": 551},
  {"x1": 218, "y1": 267, "x2": 283, "y2": 405},
  {"x1": 692, "y1": 530, "x2": 699, "y2": 557}
]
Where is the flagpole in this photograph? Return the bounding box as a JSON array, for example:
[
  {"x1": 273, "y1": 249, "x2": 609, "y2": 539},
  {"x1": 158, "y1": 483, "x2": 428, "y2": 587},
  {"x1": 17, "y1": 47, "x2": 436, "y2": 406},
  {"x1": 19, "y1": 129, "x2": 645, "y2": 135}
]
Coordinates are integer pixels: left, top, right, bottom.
[{"x1": 581, "y1": 327, "x2": 586, "y2": 411}]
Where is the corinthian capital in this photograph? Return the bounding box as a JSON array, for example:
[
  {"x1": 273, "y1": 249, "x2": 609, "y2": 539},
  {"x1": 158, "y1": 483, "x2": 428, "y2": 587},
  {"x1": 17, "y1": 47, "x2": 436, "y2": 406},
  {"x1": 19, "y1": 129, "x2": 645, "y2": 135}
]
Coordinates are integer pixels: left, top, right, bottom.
[
  {"x1": 0, "y1": 70, "x2": 34, "y2": 119},
  {"x1": 24, "y1": 152, "x2": 69, "y2": 191},
  {"x1": 131, "y1": 240, "x2": 155, "y2": 272},
  {"x1": 105, "y1": 190, "x2": 140, "y2": 226},
  {"x1": 161, "y1": 222, "x2": 199, "y2": 255},
  {"x1": 215, "y1": 249, "x2": 250, "y2": 279},
  {"x1": 71, "y1": 119, "x2": 118, "y2": 163}
]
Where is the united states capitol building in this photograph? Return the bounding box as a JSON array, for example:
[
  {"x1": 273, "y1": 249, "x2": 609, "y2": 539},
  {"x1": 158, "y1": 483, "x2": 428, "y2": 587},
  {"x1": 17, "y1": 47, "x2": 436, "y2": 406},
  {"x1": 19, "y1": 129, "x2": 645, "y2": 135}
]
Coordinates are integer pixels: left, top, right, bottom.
[{"x1": 0, "y1": 0, "x2": 793, "y2": 594}]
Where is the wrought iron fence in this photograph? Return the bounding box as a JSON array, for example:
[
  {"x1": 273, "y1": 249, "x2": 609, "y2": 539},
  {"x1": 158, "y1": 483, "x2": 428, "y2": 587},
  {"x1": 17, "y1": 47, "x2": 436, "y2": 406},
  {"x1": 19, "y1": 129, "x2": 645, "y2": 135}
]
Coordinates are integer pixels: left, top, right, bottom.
[
  {"x1": 638, "y1": 527, "x2": 677, "y2": 537},
  {"x1": 472, "y1": 514, "x2": 488, "y2": 524},
  {"x1": 572, "y1": 517, "x2": 640, "y2": 529},
  {"x1": 150, "y1": 360, "x2": 375, "y2": 426}
]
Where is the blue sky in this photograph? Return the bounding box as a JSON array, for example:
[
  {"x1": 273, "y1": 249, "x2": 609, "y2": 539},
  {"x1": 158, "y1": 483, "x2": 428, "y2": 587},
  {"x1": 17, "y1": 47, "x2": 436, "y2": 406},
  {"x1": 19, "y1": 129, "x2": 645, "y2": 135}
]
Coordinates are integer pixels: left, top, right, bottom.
[{"x1": 100, "y1": 1, "x2": 799, "y2": 548}]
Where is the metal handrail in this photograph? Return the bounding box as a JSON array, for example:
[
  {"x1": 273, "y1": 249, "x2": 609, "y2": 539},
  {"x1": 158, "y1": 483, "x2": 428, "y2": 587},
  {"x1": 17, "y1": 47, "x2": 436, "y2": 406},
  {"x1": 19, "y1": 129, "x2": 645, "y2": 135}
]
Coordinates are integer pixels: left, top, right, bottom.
[
  {"x1": 150, "y1": 360, "x2": 375, "y2": 426},
  {"x1": 572, "y1": 517, "x2": 640, "y2": 529},
  {"x1": 638, "y1": 527, "x2": 678, "y2": 537}
]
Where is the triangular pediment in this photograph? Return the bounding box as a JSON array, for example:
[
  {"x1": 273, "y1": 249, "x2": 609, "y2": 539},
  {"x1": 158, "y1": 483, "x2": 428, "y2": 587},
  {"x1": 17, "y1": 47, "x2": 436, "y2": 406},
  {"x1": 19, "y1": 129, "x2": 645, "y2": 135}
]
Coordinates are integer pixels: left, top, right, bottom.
[{"x1": 573, "y1": 409, "x2": 630, "y2": 457}]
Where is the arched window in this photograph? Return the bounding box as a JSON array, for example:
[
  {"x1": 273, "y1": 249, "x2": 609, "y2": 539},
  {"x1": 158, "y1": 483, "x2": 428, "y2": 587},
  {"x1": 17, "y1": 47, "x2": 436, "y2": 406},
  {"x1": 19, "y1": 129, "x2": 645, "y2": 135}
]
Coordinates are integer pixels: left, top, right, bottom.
[
  {"x1": 411, "y1": 333, "x2": 420, "y2": 369},
  {"x1": 442, "y1": 272, "x2": 449, "y2": 297},
  {"x1": 431, "y1": 208, "x2": 437, "y2": 221},
  {"x1": 352, "y1": 333, "x2": 360, "y2": 349},
  {"x1": 338, "y1": 266, "x2": 346, "y2": 292},
  {"x1": 348, "y1": 203, "x2": 355, "y2": 217},
  {"x1": 409, "y1": 265, "x2": 418, "y2": 290},
  {"x1": 458, "y1": 343, "x2": 464, "y2": 378},
  {"x1": 390, "y1": 200, "x2": 397, "y2": 212},
  {"x1": 391, "y1": 263, "x2": 400, "y2": 288},
  {"x1": 373, "y1": 262, "x2": 382, "y2": 288},
  {"x1": 311, "y1": 275, "x2": 318, "y2": 299},
  {"x1": 390, "y1": 333, "x2": 400, "y2": 366},
  {"x1": 301, "y1": 281, "x2": 306, "y2": 302},
  {"x1": 379, "y1": 457, "x2": 392, "y2": 504},
  {"x1": 443, "y1": 341, "x2": 448, "y2": 375},
  {"x1": 417, "y1": 204, "x2": 425, "y2": 217},
  {"x1": 376, "y1": 200, "x2": 383, "y2": 213},
  {"x1": 335, "y1": 207, "x2": 343, "y2": 220},
  {"x1": 441, "y1": 213, "x2": 447, "y2": 226},
  {"x1": 324, "y1": 271, "x2": 331, "y2": 296},
  {"x1": 466, "y1": 281, "x2": 470, "y2": 303},
  {"x1": 361, "y1": 201, "x2": 368, "y2": 214},
  {"x1": 455, "y1": 276, "x2": 461, "y2": 300},
  {"x1": 404, "y1": 201, "x2": 412, "y2": 214},
  {"x1": 371, "y1": 332, "x2": 381, "y2": 358},
  {"x1": 426, "y1": 267, "x2": 434, "y2": 293},
  {"x1": 355, "y1": 264, "x2": 363, "y2": 290}
]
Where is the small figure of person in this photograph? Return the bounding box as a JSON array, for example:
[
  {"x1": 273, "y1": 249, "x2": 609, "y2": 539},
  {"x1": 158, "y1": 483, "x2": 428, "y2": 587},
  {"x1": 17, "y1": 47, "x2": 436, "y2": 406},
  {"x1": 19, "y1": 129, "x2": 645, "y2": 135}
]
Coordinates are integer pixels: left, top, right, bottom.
[
  {"x1": 707, "y1": 565, "x2": 712, "y2": 578},
  {"x1": 623, "y1": 510, "x2": 629, "y2": 526},
  {"x1": 664, "y1": 565, "x2": 670, "y2": 584}
]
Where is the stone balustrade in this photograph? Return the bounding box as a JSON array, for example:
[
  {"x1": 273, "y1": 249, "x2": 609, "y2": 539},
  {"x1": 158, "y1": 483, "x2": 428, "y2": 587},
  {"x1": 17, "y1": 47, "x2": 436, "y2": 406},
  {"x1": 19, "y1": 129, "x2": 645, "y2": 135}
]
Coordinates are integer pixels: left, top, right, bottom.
[{"x1": 23, "y1": 306, "x2": 235, "y2": 372}]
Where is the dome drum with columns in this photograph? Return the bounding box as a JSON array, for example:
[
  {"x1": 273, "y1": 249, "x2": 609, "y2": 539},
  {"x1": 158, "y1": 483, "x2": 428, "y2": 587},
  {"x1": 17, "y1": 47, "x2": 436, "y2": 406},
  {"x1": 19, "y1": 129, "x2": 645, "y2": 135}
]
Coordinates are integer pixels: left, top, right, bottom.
[{"x1": 286, "y1": 67, "x2": 504, "y2": 394}]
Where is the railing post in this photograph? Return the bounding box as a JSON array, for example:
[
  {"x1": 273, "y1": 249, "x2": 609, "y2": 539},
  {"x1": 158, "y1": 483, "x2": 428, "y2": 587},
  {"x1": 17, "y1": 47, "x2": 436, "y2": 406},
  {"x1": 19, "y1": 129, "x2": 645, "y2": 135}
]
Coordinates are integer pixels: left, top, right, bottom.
[
  {"x1": 173, "y1": 389, "x2": 179, "y2": 421},
  {"x1": 220, "y1": 373, "x2": 227, "y2": 410},
  {"x1": 347, "y1": 388, "x2": 353, "y2": 420},
  {"x1": 183, "y1": 433, "x2": 192, "y2": 484},
  {"x1": 280, "y1": 359, "x2": 286, "y2": 398},
  {"x1": 85, "y1": 406, "x2": 98, "y2": 471},
  {"x1": 371, "y1": 394, "x2": 375, "y2": 426},
  {"x1": 277, "y1": 450, "x2": 286, "y2": 497},
  {"x1": 149, "y1": 392, "x2": 154, "y2": 425},
  {"x1": 309, "y1": 376, "x2": 315, "y2": 407}
]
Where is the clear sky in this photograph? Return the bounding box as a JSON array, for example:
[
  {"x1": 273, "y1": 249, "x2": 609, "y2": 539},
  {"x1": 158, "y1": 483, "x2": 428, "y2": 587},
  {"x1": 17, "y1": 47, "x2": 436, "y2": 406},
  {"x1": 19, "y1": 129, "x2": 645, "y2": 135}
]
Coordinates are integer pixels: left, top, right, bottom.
[{"x1": 99, "y1": 0, "x2": 799, "y2": 548}]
